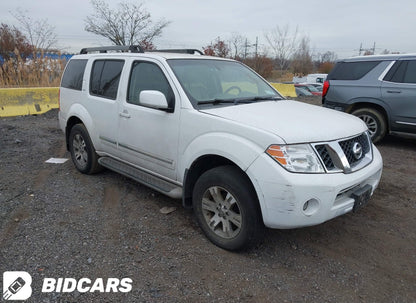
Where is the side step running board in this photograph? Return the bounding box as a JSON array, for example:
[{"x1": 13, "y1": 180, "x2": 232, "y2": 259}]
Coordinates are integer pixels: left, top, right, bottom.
[{"x1": 98, "y1": 157, "x2": 182, "y2": 199}]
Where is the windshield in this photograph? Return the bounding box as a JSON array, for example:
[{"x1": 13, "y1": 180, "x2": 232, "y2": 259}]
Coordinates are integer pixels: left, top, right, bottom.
[{"x1": 167, "y1": 59, "x2": 282, "y2": 107}]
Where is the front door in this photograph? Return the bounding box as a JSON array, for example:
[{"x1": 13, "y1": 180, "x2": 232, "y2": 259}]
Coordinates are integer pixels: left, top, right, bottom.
[{"x1": 117, "y1": 60, "x2": 180, "y2": 181}]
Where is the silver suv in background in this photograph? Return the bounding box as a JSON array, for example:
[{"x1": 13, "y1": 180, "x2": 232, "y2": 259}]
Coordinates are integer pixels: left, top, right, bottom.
[{"x1": 322, "y1": 54, "x2": 416, "y2": 143}]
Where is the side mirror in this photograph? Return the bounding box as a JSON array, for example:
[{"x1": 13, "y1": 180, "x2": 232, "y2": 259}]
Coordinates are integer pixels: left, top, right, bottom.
[{"x1": 139, "y1": 90, "x2": 170, "y2": 111}]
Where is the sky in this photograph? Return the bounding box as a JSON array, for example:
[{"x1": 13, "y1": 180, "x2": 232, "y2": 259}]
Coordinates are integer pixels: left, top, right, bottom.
[{"x1": 1, "y1": 0, "x2": 415, "y2": 59}]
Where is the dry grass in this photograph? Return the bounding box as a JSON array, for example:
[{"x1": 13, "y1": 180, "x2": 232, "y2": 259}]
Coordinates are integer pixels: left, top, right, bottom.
[
  {"x1": 0, "y1": 51, "x2": 67, "y2": 88},
  {"x1": 268, "y1": 70, "x2": 295, "y2": 83}
]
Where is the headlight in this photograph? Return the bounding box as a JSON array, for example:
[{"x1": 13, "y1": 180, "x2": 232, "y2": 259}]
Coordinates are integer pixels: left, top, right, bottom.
[{"x1": 266, "y1": 144, "x2": 324, "y2": 173}]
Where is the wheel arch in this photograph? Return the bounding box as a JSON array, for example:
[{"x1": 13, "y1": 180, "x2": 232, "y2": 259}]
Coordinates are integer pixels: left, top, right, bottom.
[
  {"x1": 346, "y1": 100, "x2": 390, "y2": 131},
  {"x1": 65, "y1": 116, "x2": 83, "y2": 150},
  {"x1": 64, "y1": 104, "x2": 95, "y2": 150},
  {"x1": 182, "y1": 154, "x2": 261, "y2": 219}
]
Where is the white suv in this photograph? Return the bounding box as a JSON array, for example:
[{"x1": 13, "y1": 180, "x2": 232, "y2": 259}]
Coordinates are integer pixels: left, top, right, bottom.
[{"x1": 59, "y1": 46, "x2": 383, "y2": 250}]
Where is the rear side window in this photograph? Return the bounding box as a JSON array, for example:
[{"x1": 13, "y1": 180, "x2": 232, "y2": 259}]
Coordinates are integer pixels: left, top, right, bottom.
[
  {"x1": 327, "y1": 61, "x2": 380, "y2": 80},
  {"x1": 61, "y1": 59, "x2": 87, "y2": 90},
  {"x1": 90, "y1": 60, "x2": 124, "y2": 99},
  {"x1": 384, "y1": 60, "x2": 416, "y2": 84}
]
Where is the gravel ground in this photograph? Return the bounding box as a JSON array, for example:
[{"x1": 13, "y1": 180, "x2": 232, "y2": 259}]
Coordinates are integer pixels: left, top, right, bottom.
[{"x1": 1, "y1": 98, "x2": 415, "y2": 302}]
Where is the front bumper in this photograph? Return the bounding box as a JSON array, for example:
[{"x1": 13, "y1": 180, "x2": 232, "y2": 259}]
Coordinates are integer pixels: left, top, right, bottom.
[{"x1": 246, "y1": 146, "x2": 383, "y2": 229}]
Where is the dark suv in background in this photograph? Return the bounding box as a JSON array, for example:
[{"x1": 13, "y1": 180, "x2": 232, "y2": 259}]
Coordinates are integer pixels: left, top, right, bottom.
[{"x1": 322, "y1": 54, "x2": 416, "y2": 143}]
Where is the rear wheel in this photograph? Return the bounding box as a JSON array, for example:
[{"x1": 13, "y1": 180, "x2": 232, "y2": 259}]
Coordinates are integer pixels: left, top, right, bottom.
[
  {"x1": 192, "y1": 166, "x2": 263, "y2": 250},
  {"x1": 351, "y1": 107, "x2": 387, "y2": 143},
  {"x1": 68, "y1": 124, "x2": 102, "y2": 174}
]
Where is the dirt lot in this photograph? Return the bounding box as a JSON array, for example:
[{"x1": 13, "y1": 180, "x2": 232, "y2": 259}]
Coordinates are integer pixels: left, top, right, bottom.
[{"x1": 1, "y1": 98, "x2": 415, "y2": 303}]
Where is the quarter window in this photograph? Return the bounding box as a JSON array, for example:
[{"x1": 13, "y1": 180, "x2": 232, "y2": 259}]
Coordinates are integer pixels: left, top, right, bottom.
[
  {"x1": 90, "y1": 60, "x2": 124, "y2": 99},
  {"x1": 61, "y1": 59, "x2": 87, "y2": 90},
  {"x1": 384, "y1": 60, "x2": 416, "y2": 84},
  {"x1": 127, "y1": 61, "x2": 174, "y2": 108}
]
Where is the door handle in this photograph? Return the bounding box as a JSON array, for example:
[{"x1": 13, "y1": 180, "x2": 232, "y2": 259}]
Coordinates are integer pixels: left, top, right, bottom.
[
  {"x1": 119, "y1": 111, "x2": 131, "y2": 118},
  {"x1": 386, "y1": 90, "x2": 401, "y2": 94}
]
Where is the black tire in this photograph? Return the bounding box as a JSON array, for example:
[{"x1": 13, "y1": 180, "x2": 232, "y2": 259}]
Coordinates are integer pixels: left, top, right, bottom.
[
  {"x1": 351, "y1": 107, "x2": 387, "y2": 143},
  {"x1": 192, "y1": 165, "x2": 263, "y2": 251},
  {"x1": 68, "y1": 124, "x2": 102, "y2": 174}
]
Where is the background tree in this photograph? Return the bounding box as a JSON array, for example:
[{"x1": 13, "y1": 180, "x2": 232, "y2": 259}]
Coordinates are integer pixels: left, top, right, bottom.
[
  {"x1": 203, "y1": 37, "x2": 230, "y2": 58},
  {"x1": 243, "y1": 55, "x2": 273, "y2": 78},
  {"x1": 291, "y1": 36, "x2": 313, "y2": 76},
  {"x1": 11, "y1": 8, "x2": 58, "y2": 52},
  {"x1": 85, "y1": 0, "x2": 170, "y2": 46},
  {"x1": 318, "y1": 51, "x2": 337, "y2": 64},
  {"x1": 229, "y1": 33, "x2": 246, "y2": 60},
  {"x1": 318, "y1": 61, "x2": 334, "y2": 73},
  {"x1": 315, "y1": 51, "x2": 337, "y2": 73},
  {"x1": 264, "y1": 24, "x2": 299, "y2": 72},
  {"x1": 0, "y1": 23, "x2": 33, "y2": 61}
]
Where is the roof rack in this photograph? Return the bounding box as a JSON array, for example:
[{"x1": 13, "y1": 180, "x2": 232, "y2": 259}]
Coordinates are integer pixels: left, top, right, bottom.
[
  {"x1": 79, "y1": 46, "x2": 204, "y2": 55},
  {"x1": 148, "y1": 49, "x2": 204, "y2": 55},
  {"x1": 80, "y1": 45, "x2": 144, "y2": 54}
]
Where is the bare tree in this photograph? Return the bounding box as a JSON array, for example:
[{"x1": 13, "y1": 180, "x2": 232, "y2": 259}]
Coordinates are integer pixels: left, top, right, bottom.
[
  {"x1": 291, "y1": 36, "x2": 313, "y2": 76},
  {"x1": 264, "y1": 24, "x2": 299, "y2": 71},
  {"x1": 229, "y1": 33, "x2": 246, "y2": 60},
  {"x1": 319, "y1": 51, "x2": 337, "y2": 63},
  {"x1": 11, "y1": 8, "x2": 58, "y2": 51},
  {"x1": 85, "y1": 0, "x2": 170, "y2": 46}
]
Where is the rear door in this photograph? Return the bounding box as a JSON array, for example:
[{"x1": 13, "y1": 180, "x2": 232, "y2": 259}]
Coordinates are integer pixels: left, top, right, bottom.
[
  {"x1": 382, "y1": 60, "x2": 416, "y2": 133},
  {"x1": 86, "y1": 59, "x2": 125, "y2": 156}
]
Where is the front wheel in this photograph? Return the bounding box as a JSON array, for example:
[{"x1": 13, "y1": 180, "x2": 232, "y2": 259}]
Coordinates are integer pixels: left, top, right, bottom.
[
  {"x1": 192, "y1": 166, "x2": 263, "y2": 250},
  {"x1": 351, "y1": 107, "x2": 387, "y2": 143}
]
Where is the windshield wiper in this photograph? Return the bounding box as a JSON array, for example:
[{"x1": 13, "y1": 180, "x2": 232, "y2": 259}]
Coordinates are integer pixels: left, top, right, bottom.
[
  {"x1": 197, "y1": 99, "x2": 237, "y2": 105},
  {"x1": 245, "y1": 96, "x2": 283, "y2": 101},
  {"x1": 197, "y1": 96, "x2": 282, "y2": 106}
]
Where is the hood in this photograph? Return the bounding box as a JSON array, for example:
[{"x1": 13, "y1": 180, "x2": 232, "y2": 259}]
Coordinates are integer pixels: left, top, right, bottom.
[{"x1": 199, "y1": 100, "x2": 367, "y2": 144}]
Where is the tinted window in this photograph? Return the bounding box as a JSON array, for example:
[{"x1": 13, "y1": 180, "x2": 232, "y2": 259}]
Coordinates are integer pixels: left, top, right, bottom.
[
  {"x1": 61, "y1": 59, "x2": 87, "y2": 90},
  {"x1": 403, "y1": 61, "x2": 416, "y2": 83},
  {"x1": 389, "y1": 61, "x2": 407, "y2": 83},
  {"x1": 327, "y1": 61, "x2": 380, "y2": 80},
  {"x1": 90, "y1": 60, "x2": 124, "y2": 99},
  {"x1": 384, "y1": 60, "x2": 416, "y2": 84},
  {"x1": 127, "y1": 61, "x2": 174, "y2": 107}
]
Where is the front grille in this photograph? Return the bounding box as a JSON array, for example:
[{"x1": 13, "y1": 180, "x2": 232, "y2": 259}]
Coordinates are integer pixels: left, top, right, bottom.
[
  {"x1": 315, "y1": 144, "x2": 335, "y2": 170},
  {"x1": 314, "y1": 133, "x2": 372, "y2": 173},
  {"x1": 339, "y1": 133, "x2": 370, "y2": 167}
]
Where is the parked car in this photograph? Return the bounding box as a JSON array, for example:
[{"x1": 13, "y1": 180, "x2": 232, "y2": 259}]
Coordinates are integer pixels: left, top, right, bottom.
[
  {"x1": 294, "y1": 84, "x2": 322, "y2": 96},
  {"x1": 306, "y1": 73, "x2": 327, "y2": 84},
  {"x1": 323, "y1": 54, "x2": 416, "y2": 143},
  {"x1": 295, "y1": 86, "x2": 313, "y2": 96},
  {"x1": 308, "y1": 83, "x2": 323, "y2": 92},
  {"x1": 59, "y1": 45, "x2": 383, "y2": 250}
]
